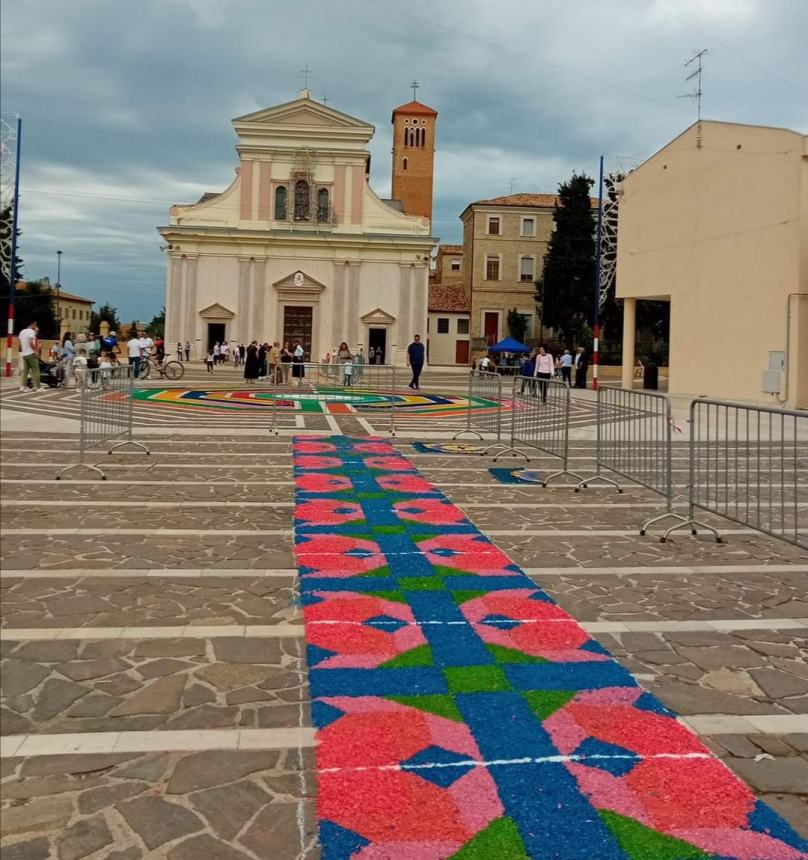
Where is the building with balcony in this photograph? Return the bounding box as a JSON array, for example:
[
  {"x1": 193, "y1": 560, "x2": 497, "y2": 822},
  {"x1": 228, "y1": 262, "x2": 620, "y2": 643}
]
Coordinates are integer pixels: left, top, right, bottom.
[{"x1": 158, "y1": 89, "x2": 437, "y2": 364}]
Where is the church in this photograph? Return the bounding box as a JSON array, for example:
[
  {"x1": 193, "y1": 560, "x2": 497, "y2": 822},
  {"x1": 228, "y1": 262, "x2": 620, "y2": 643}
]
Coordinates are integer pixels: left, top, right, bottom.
[{"x1": 159, "y1": 88, "x2": 438, "y2": 365}]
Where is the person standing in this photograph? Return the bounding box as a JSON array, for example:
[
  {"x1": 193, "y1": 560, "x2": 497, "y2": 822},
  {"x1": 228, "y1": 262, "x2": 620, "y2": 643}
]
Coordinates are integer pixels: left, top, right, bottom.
[
  {"x1": 292, "y1": 341, "x2": 305, "y2": 386},
  {"x1": 268, "y1": 341, "x2": 281, "y2": 384},
  {"x1": 177, "y1": 341, "x2": 183, "y2": 361},
  {"x1": 280, "y1": 342, "x2": 293, "y2": 384},
  {"x1": 127, "y1": 331, "x2": 144, "y2": 378},
  {"x1": 205, "y1": 349, "x2": 214, "y2": 374},
  {"x1": 18, "y1": 321, "x2": 41, "y2": 391},
  {"x1": 138, "y1": 330, "x2": 154, "y2": 369},
  {"x1": 559, "y1": 349, "x2": 573, "y2": 387},
  {"x1": 60, "y1": 331, "x2": 75, "y2": 387},
  {"x1": 257, "y1": 343, "x2": 268, "y2": 380},
  {"x1": 184, "y1": 340, "x2": 191, "y2": 362},
  {"x1": 213, "y1": 341, "x2": 221, "y2": 366},
  {"x1": 406, "y1": 334, "x2": 425, "y2": 390},
  {"x1": 244, "y1": 341, "x2": 259, "y2": 383},
  {"x1": 534, "y1": 346, "x2": 554, "y2": 403},
  {"x1": 574, "y1": 347, "x2": 589, "y2": 389}
]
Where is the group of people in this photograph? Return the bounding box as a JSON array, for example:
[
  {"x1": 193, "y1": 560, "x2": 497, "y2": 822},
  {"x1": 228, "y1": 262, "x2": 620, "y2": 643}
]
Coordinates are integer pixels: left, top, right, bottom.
[{"x1": 477, "y1": 345, "x2": 590, "y2": 401}]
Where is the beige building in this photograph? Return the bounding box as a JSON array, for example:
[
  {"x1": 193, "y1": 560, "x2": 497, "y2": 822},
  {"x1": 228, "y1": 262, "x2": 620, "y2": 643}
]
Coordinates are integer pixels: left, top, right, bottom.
[
  {"x1": 158, "y1": 90, "x2": 437, "y2": 365},
  {"x1": 16, "y1": 279, "x2": 94, "y2": 337},
  {"x1": 433, "y1": 244, "x2": 464, "y2": 284},
  {"x1": 617, "y1": 120, "x2": 808, "y2": 409},
  {"x1": 427, "y1": 283, "x2": 470, "y2": 366}
]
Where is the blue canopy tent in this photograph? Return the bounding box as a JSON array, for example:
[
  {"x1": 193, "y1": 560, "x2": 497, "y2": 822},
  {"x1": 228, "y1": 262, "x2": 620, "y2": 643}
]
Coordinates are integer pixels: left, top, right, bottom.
[{"x1": 488, "y1": 336, "x2": 530, "y2": 354}]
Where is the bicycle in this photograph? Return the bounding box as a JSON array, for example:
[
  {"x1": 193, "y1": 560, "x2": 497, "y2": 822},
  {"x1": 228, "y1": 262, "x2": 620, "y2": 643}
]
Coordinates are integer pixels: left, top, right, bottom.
[{"x1": 137, "y1": 354, "x2": 184, "y2": 381}]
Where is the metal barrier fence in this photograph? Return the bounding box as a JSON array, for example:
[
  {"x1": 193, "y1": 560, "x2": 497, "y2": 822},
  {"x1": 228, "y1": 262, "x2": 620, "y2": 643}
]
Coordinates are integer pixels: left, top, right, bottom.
[
  {"x1": 573, "y1": 386, "x2": 703, "y2": 536},
  {"x1": 663, "y1": 398, "x2": 808, "y2": 547},
  {"x1": 452, "y1": 370, "x2": 504, "y2": 453},
  {"x1": 493, "y1": 376, "x2": 583, "y2": 485},
  {"x1": 268, "y1": 362, "x2": 400, "y2": 436},
  {"x1": 57, "y1": 366, "x2": 150, "y2": 480}
]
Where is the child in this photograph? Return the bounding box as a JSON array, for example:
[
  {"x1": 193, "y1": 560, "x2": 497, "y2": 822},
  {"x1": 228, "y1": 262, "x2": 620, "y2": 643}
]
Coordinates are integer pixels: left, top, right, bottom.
[
  {"x1": 205, "y1": 349, "x2": 214, "y2": 373},
  {"x1": 98, "y1": 351, "x2": 112, "y2": 390},
  {"x1": 74, "y1": 349, "x2": 88, "y2": 389},
  {"x1": 342, "y1": 356, "x2": 354, "y2": 387}
]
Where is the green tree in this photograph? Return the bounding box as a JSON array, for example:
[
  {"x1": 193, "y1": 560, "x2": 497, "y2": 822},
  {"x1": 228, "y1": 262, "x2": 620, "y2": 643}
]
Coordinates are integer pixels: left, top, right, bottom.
[
  {"x1": 0, "y1": 204, "x2": 24, "y2": 294},
  {"x1": 0, "y1": 279, "x2": 59, "y2": 337},
  {"x1": 506, "y1": 308, "x2": 528, "y2": 343},
  {"x1": 535, "y1": 173, "x2": 596, "y2": 348},
  {"x1": 91, "y1": 302, "x2": 122, "y2": 333},
  {"x1": 147, "y1": 307, "x2": 165, "y2": 338}
]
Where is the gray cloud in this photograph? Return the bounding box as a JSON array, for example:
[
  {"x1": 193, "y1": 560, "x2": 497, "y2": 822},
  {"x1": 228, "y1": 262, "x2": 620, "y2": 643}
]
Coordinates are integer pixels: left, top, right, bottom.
[{"x1": 2, "y1": 0, "x2": 806, "y2": 319}]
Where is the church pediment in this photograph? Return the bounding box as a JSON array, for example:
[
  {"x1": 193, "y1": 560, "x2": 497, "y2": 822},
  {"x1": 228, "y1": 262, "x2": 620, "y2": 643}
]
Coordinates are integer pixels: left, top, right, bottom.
[
  {"x1": 273, "y1": 270, "x2": 326, "y2": 295},
  {"x1": 233, "y1": 98, "x2": 373, "y2": 132},
  {"x1": 199, "y1": 302, "x2": 234, "y2": 319},
  {"x1": 361, "y1": 307, "x2": 396, "y2": 325}
]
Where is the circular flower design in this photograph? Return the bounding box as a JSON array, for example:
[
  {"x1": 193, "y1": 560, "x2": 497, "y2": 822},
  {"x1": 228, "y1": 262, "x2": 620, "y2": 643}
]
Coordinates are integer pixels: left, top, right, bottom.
[
  {"x1": 296, "y1": 535, "x2": 386, "y2": 578},
  {"x1": 419, "y1": 534, "x2": 516, "y2": 576},
  {"x1": 394, "y1": 498, "x2": 468, "y2": 525},
  {"x1": 295, "y1": 454, "x2": 343, "y2": 470},
  {"x1": 296, "y1": 499, "x2": 365, "y2": 527},
  {"x1": 295, "y1": 473, "x2": 353, "y2": 494}
]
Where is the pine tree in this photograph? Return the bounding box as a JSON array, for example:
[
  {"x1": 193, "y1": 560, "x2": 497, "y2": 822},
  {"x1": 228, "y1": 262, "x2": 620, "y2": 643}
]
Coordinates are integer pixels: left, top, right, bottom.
[
  {"x1": 535, "y1": 174, "x2": 596, "y2": 348},
  {"x1": 91, "y1": 302, "x2": 122, "y2": 333}
]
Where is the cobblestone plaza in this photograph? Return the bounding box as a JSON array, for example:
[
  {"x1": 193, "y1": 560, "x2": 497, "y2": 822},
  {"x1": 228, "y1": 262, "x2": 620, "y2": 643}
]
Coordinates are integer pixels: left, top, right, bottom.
[{"x1": 1, "y1": 369, "x2": 806, "y2": 858}]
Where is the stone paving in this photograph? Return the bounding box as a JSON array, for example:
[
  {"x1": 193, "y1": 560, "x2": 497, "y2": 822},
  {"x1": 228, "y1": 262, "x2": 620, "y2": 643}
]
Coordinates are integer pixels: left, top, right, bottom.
[{"x1": 2, "y1": 423, "x2": 807, "y2": 856}]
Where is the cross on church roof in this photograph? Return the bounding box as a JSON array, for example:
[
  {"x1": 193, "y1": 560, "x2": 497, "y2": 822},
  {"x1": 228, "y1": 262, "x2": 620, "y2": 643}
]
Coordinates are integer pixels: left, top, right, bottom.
[
  {"x1": 411, "y1": 80, "x2": 419, "y2": 99},
  {"x1": 300, "y1": 65, "x2": 313, "y2": 89}
]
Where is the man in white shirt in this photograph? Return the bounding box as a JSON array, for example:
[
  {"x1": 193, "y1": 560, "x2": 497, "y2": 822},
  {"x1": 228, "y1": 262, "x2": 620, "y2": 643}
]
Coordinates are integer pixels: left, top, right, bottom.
[
  {"x1": 18, "y1": 321, "x2": 41, "y2": 391},
  {"x1": 127, "y1": 334, "x2": 143, "y2": 379},
  {"x1": 138, "y1": 333, "x2": 154, "y2": 368}
]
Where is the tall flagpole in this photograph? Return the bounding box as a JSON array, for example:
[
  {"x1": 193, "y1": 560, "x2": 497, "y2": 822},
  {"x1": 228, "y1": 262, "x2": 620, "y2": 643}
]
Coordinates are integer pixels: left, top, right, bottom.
[
  {"x1": 592, "y1": 154, "x2": 604, "y2": 392},
  {"x1": 4, "y1": 116, "x2": 22, "y2": 378}
]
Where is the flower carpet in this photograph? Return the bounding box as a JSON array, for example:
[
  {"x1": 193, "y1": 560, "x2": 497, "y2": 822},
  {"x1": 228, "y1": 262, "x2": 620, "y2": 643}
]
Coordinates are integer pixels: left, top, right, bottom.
[
  {"x1": 132, "y1": 388, "x2": 500, "y2": 418},
  {"x1": 293, "y1": 436, "x2": 808, "y2": 860}
]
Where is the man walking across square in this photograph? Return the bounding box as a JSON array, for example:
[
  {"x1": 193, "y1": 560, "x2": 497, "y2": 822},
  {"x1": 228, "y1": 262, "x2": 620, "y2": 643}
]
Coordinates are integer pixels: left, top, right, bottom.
[
  {"x1": 18, "y1": 321, "x2": 41, "y2": 391},
  {"x1": 406, "y1": 334, "x2": 425, "y2": 390}
]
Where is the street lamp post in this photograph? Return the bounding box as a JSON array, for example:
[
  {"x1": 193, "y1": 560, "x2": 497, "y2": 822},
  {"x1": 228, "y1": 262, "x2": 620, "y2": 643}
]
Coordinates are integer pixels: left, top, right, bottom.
[{"x1": 55, "y1": 250, "x2": 62, "y2": 336}]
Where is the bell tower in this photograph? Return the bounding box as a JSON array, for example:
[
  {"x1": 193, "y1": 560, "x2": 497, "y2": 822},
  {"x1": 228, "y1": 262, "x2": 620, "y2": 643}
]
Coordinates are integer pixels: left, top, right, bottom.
[{"x1": 391, "y1": 82, "x2": 437, "y2": 226}]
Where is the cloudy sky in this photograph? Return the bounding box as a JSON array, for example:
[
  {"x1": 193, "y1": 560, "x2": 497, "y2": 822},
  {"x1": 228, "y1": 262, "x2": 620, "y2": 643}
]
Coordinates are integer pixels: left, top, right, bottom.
[{"x1": 2, "y1": 0, "x2": 806, "y2": 321}]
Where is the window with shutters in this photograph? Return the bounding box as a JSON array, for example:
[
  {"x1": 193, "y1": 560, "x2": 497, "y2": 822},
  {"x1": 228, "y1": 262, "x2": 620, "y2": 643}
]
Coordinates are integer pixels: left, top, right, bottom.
[
  {"x1": 457, "y1": 318, "x2": 469, "y2": 334},
  {"x1": 487, "y1": 216, "x2": 500, "y2": 235},
  {"x1": 293, "y1": 180, "x2": 310, "y2": 221},
  {"x1": 520, "y1": 256, "x2": 535, "y2": 282},
  {"x1": 485, "y1": 256, "x2": 500, "y2": 280},
  {"x1": 521, "y1": 217, "x2": 536, "y2": 236},
  {"x1": 437, "y1": 318, "x2": 450, "y2": 334}
]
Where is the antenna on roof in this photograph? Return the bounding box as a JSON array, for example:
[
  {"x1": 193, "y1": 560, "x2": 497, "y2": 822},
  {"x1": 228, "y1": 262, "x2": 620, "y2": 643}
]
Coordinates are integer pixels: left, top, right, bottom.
[
  {"x1": 679, "y1": 49, "x2": 707, "y2": 122},
  {"x1": 509, "y1": 177, "x2": 517, "y2": 195}
]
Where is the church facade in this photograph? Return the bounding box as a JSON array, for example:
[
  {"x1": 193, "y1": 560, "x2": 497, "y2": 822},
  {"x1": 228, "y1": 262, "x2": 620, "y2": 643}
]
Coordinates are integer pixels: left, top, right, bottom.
[{"x1": 158, "y1": 90, "x2": 437, "y2": 364}]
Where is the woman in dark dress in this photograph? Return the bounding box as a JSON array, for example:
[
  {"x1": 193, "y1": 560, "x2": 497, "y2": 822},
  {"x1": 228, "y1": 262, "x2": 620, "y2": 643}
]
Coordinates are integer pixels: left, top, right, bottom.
[
  {"x1": 243, "y1": 341, "x2": 259, "y2": 383},
  {"x1": 257, "y1": 343, "x2": 268, "y2": 380}
]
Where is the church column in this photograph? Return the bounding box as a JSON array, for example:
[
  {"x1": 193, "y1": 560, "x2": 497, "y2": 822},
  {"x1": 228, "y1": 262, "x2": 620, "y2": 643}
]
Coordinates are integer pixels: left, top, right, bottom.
[
  {"x1": 240, "y1": 161, "x2": 254, "y2": 220},
  {"x1": 398, "y1": 263, "x2": 413, "y2": 359},
  {"x1": 238, "y1": 257, "x2": 251, "y2": 343},
  {"x1": 166, "y1": 255, "x2": 182, "y2": 344},
  {"x1": 252, "y1": 257, "x2": 267, "y2": 338},
  {"x1": 412, "y1": 264, "x2": 427, "y2": 341},
  {"x1": 347, "y1": 262, "x2": 360, "y2": 345},
  {"x1": 332, "y1": 262, "x2": 346, "y2": 348},
  {"x1": 183, "y1": 255, "x2": 199, "y2": 354}
]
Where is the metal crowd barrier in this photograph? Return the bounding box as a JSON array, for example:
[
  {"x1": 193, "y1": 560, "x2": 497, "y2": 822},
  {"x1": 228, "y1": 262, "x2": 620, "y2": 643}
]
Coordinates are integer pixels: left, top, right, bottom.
[
  {"x1": 574, "y1": 386, "x2": 703, "y2": 536},
  {"x1": 453, "y1": 370, "x2": 504, "y2": 453},
  {"x1": 268, "y1": 362, "x2": 399, "y2": 436},
  {"x1": 663, "y1": 398, "x2": 807, "y2": 547},
  {"x1": 493, "y1": 376, "x2": 583, "y2": 485},
  {"x1": 57, "y1": 366, "x2": 150, "y2": 480}
]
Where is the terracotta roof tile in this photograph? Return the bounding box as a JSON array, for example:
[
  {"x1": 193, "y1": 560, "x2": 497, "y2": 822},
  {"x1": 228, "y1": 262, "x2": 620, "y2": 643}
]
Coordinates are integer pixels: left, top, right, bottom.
[
  {"x1": 429, "y1": 283, "x2": 470, "y2": 313},
  {"x1": 391, "y1": 100, "x2": 438, "y2": 119},
  {"x1": 469, "y1": 193, "x2": 600, "y2": 209}
]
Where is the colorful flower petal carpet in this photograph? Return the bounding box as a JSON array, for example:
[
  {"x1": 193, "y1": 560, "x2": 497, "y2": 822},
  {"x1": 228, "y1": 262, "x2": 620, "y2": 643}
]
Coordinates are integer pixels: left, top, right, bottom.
[{"x1": 293, "y1": 436, "x2": 808, "y2": 860}]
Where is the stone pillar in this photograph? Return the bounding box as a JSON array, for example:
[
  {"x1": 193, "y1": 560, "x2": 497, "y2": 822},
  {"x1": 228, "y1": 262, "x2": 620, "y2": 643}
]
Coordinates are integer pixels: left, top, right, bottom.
[
  {"x1": 166, "y1": 256, "x2": 182, "y2": 343},
  {"x1": 621, "y1": 297, "x2": 637, "y2": 390},
  {"x1": 252, "y1": 258, "x2": 266, "y2": 338},
  {"x1": 346, "y1": 262, "x2": 360, "y2": 345},
  {"x1": 184, "y1": 256, "x2": 199, "y2": 353},
  {"x1": 398, "y1": 264, "x2": 412, "y2": 362},
  {"x1": 332, "y1": 262, "x2": 346, "y2": 348},
  {"x1": 238, "y1": 257, "x2": 251, "y2": 343}
]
